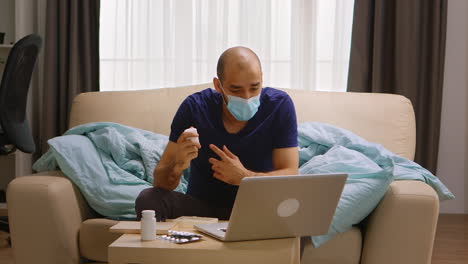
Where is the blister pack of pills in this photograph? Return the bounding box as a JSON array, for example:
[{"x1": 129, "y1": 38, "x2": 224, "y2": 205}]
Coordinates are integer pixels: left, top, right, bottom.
[{"x1": 156, "y1": 230, "x2": 203, "y2": 244}]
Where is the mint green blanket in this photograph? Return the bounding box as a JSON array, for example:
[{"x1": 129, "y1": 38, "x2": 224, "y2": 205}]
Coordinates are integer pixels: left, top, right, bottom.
[
  {"x1": 33, "y1": 122, "x2": 453, "y2": 247},
  {"x1": 297, "y1": 122, "x2": 453, "y2": 246},
  {"x1": 33, "y1": 122, "x2": 189, "y2": 219}
]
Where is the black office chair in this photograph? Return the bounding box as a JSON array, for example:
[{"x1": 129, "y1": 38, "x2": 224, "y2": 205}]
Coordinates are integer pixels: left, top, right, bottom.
[{"x1": 0, "y1": 34, "x2": 42, "y2": 155}]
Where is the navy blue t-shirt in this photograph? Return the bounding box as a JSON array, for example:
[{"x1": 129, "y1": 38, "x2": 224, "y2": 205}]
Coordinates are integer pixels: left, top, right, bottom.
[{"x1": 169, "y1": 87, "x2": 297, "y2": 208}]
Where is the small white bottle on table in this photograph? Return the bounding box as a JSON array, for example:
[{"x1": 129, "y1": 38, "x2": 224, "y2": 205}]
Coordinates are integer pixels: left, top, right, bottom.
[{"x1": 141, "y1": 210, "x2": 156, "y2": 241}]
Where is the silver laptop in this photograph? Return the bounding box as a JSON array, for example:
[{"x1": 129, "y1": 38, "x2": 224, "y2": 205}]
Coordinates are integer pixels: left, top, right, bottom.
[{"x1": 194, "y1": 174, "x2": 347, "y2": 241}]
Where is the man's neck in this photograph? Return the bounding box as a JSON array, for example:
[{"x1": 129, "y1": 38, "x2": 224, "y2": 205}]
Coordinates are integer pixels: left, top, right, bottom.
[{"x1": 221, "y1": 104, "x2": 247, "y2": 134}]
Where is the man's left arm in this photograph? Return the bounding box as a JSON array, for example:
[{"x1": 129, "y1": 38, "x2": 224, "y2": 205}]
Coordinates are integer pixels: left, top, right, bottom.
[
  {"x1": 208, "y1": 144, "x2": 298, "y2": 185},
  {"x1": 247, "y1": 147, "x2": 298, "y2": 176}
]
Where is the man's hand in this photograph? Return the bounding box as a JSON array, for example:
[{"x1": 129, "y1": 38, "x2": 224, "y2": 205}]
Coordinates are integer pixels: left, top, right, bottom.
[
  {"x1": 174, "y1": 128, "x2": 201, "y2": 171},
  {"x1": 208, "y1": 144, "x2": 251, "y2": 185}
]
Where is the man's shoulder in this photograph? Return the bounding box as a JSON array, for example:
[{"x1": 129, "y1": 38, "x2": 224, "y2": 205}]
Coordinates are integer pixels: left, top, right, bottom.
[
  {"x1": 261, "y1": 87, "x2": 293, "y2": 105},
  {"x1": 186, "y1": 88, "x2": 217, "y2": 103},
  {"x1": 183, "y1": 88, "x2": 220, "y2": 107}
]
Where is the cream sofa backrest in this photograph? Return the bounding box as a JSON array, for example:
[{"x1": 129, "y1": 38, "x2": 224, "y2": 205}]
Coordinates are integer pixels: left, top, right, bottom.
[{"x1": 69, "y1": 83, "x2": 416, "y2": 160}]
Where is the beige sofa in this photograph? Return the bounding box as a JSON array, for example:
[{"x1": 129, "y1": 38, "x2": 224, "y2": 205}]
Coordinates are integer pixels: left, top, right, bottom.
[{"x1": 7, "y1": 83, "x2": 439, "y2": 264}]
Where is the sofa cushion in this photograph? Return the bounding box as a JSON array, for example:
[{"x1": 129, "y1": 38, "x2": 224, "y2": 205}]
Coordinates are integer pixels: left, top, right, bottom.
[
  {"x1": 79, "y1": 218, "x2": 121, "y2": 262},
  {"x1": 70, "y1": 84, "x2": 416, "y2": 161},
  {"x1": 301, "y1": 227, "x2": 362, "y2": 264}
]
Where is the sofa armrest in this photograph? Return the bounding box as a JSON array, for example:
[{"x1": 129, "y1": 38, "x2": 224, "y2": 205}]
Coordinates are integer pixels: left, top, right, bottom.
[
  {"x1": 361, "y1": 180, "x2": 439, "y2": 264},
  {"x1": 7, "y1": 171, "x2": 95, "y2": 264}
]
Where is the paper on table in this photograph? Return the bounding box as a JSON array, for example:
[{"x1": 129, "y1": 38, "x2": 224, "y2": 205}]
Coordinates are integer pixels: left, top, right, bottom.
[
  {"x1": 109, "y1": 221, "x2": 176, "y2": 235},
  {"x1": 169, "y1": 216, "x2": 218, "y2": 228}
]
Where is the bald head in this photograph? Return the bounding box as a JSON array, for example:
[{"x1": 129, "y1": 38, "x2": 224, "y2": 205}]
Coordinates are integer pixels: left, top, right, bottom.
[{"x1": 217, "y1": 46, "x2": 262, "y2": 84}]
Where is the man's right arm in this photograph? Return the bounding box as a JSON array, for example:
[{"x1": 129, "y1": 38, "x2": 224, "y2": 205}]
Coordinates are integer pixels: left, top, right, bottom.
[{"x1": 153, "y1": 130, "x2": 200, "y2": 190}]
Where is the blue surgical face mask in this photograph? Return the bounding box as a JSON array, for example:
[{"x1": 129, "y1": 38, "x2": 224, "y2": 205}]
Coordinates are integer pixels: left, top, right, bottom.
[{"x1": 219, "y1": 82, "x2": 261, "y2": 121}]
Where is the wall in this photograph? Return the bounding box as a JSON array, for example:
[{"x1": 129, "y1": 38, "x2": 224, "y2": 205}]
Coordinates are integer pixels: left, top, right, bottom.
[
  {"x1": 0, "y1": 0, "x2": 15, "y2": 44},
  {"x1": 437, "y1": 0, "x2": 468, "y2": 214}
]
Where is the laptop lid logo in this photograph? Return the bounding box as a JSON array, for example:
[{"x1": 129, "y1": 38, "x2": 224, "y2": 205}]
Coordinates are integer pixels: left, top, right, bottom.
[{"x1": 277, "y1": 198, "x2": 300, "y2": 217}]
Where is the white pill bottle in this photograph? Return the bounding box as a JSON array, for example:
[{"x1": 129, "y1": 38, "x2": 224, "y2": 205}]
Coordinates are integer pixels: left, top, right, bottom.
[
  {"x1": 141, "y1": 210, "x2": 156, "y2": 241},
  {"x1": 184, "y1": 127, "x2": 199, "y2": 143}
]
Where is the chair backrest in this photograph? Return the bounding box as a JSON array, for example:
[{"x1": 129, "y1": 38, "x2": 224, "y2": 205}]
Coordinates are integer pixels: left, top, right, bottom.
[{"x1": 0, "y1": 34, "x2": 42, "y2": 154}]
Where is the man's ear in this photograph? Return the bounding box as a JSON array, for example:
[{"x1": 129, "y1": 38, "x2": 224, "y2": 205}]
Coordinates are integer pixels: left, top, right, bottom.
[
  {"x1": 213, "y1": 77, "x2": 222, "y2": 94},
  {"x1": 213, "y1": 77, "x2": 228, "y2": 104}
]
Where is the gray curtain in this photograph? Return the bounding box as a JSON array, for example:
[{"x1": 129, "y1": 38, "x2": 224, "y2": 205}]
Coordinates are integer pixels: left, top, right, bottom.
[
  {"x1": 347, "y1": 0, "x2": 447, "y2": 174},
  {"x1": 40, "y1": 0, "x2": 100, "y2": 154}
]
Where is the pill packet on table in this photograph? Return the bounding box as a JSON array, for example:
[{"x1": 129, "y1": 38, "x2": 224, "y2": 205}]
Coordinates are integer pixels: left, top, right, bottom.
[{"x1": 156, "y1": 230, "x2": 203, "y2": 244}]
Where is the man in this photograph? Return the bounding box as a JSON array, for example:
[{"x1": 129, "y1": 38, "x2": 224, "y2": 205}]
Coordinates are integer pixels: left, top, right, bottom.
[{"x1": 135, "y1": 46, "x2": 298, "y2": 221}]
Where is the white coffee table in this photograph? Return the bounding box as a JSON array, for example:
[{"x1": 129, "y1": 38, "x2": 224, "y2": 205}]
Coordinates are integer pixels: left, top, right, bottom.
[{"x1": 108, "y1": 225, "x2": 300, "y2": 264}]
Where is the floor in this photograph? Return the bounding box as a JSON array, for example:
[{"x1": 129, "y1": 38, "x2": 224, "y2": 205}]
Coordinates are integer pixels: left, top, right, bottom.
[
  {"x1": 0, "y1": 214, "x2": 466, "y2": 264},
  {"x1": 0, "y1": 248, "x2": 12, "y2": 264},
  {"x1": 432, "y1": 214, "x2": 468, "y2": 264}
]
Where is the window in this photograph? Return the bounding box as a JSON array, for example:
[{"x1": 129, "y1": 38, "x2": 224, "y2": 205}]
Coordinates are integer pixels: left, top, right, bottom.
[{"x1": 100, "y1": 0, "x2": 354, "y2": 92}]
